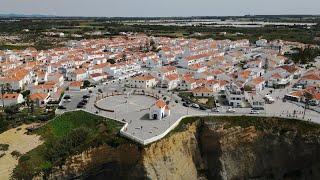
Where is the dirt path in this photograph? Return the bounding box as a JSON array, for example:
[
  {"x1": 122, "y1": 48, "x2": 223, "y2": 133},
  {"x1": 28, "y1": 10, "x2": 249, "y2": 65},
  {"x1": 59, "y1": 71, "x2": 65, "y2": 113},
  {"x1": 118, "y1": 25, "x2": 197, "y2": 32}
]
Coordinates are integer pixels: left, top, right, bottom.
[{"x1": 0, "y1": 124, "x2": 43, "y2": 180}]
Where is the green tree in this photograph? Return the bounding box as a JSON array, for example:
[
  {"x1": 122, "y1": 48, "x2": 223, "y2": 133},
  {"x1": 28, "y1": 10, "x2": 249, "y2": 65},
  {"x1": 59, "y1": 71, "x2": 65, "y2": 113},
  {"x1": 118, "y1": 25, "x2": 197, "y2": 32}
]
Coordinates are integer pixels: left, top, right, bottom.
[
  {"x1": 303, "y1": 91, "x2": 313, "y2": 119},
  {"x1": 0, "y1": 83, "x2": 12, "y2": 107},
  {"x1": 83, "y1": 80, "x2": 91, "y2": 88}
]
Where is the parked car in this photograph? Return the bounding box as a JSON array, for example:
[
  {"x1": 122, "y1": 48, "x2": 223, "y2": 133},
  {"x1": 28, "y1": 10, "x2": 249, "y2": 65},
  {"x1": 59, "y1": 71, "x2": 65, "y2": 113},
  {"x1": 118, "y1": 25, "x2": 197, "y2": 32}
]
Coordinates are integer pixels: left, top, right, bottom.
[
  {"x1": 215, "y1": 103, "x2": 221, "y2": 107},
  {"x1": 199, "y1": 106, "x2": 207, "y2": 110},
  {"x1": 250, "y1": 110, "x2": 260, "y2": 114},
  {"x1": 175, "y1": 100, "x2": 178, "y2": 103},
  {"x1": 183, "y1": 103, "x2": 190, "y2": 107},
  {"x1": 77, "y1": 104, "x2": 84, "y2": 108},
  {"x1": 252, "y1": 107, "x2": 264, "y2": 110},
  {"x1": 191, "y1": 103, "x2": 200, "y2": 108},
  {"x1": 83, "y1": 94, "x2": 90, "y2": 99},
  {"x1": 57, "y1": 106, "x2": 66, "y2": 110},
  {"x1": 78, "y1": 101, "x2": 86, "y2": 106},
  {"x1": 309, "y1": 100, "x2": 318, "y2": 106},
  {"x1": 226, "y1": 108, "x2": 236, "y2": 113},
  {"x1": 212, "y1": 108, "x2": 220, "y2": 113},
  {"x1": 63, "y1": 99, "x2": 71, "y2": 102},
  {"x1": 81, "y1": 99, "x2": 88, "y2": 104},
  {"x1": 63, "y1": 95, "x2": 71, "y2": 100}
]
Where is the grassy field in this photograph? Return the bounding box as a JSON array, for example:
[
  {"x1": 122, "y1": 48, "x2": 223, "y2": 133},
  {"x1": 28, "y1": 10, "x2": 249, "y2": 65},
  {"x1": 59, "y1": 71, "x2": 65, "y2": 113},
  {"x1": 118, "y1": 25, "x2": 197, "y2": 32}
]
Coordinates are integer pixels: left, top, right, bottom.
[{"x1": 12, "y1": 111, "x2": 128, "y2": 179}]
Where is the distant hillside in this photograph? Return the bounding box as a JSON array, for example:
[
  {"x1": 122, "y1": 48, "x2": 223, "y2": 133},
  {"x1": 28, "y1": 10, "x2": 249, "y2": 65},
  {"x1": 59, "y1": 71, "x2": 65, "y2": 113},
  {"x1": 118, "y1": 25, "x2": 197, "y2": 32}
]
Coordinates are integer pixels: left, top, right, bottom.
[{"x1": 0, "y1": 13, "x2": 56, "y2": 18}]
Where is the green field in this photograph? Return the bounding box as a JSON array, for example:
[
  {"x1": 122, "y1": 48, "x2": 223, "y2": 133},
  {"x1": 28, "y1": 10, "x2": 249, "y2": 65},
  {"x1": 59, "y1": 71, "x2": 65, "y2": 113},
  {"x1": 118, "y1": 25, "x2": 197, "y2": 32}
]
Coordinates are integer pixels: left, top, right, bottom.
[{"x1": 12, "y1": 111, "x2": 128, "y2": 179}]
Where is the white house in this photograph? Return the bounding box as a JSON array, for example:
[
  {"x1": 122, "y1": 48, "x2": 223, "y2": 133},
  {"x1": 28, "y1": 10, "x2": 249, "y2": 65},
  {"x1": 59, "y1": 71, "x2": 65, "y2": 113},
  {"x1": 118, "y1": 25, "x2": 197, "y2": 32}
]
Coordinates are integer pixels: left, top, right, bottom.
[
  {"x1": 178, "y1": 54, "x2": 207, "y2": 68},
  {"x1": 47, "y1": 73, "x2": 64, "y2": 87},
  {"x1": 67, "y1": 69, "x2": 88, "y2": 81},
  {"x1": 30, "y1": 93, "x2": 50, "y2": 107},
  {"x1": 129, "y1": 74, "x2": 157, "y2": 89},
  {"x1": 105, "y1": 62, "x2": 141, "y2": 79},
  {"x1": 69, "y1": 81, "x2": 83, "y2": 91},
  {"x1": 299, "y1": 73, "x2": 320, "y2": 86},
  {"x1": 160, "y1": 74, "x2": 180, "y2": 90},
  {"x1": 177, "y1": 77, "x2": 198, "y2": 90},
  {"x1": 0, "y1": 69, "x2": 32, "y2": 90},
  {"x1": 149, "y1": 99, "x2": 170, "y2": 120},
  {"x1": 192, "y1": 86, "x2": 215, "y2": 97},
  {"x1": 146, "y1": 57, "x2": 162, "y2": 68},
  {"x1": 256, "y1": 39, "x2": 268, "y2": 47},
  {"x1": 31, "y1": 83, "x2": 57, "y2": 95},
  {"x1": 0, "y1": 93, "x2": 24, "y2": 107},
  {"x1": 246, "y1": 77, "x2": 265, "y2": 92},
  {"x1": 225, "y1": 83, "x2": 246, "y2": 108}
]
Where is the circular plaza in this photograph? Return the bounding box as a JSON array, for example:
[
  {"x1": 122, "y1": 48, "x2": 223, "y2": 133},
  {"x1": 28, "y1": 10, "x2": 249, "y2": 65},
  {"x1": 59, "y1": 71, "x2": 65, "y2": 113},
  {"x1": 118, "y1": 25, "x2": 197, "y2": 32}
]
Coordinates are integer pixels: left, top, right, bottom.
[{"x1": 95, "y1": 94, "x2": 157, "y2": 114}]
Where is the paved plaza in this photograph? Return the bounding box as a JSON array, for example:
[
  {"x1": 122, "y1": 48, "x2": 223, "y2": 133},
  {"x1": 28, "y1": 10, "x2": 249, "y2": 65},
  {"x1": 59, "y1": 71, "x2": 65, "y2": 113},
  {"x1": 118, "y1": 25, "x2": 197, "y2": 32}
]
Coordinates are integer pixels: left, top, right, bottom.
[
  {"x1": 56, "y1": 82, "x2": 320, "y2": 145},
  {"x1": 94, "y1": 94, "x2": 191, "y2": 140}
]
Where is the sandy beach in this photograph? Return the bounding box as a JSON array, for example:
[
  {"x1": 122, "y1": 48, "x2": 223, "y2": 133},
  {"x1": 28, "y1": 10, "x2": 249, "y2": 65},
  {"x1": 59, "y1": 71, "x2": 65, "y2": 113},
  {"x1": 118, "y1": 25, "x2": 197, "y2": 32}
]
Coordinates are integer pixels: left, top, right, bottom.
[{"x1": 0, "y1": 124, "x2": 43, "y2": 180}]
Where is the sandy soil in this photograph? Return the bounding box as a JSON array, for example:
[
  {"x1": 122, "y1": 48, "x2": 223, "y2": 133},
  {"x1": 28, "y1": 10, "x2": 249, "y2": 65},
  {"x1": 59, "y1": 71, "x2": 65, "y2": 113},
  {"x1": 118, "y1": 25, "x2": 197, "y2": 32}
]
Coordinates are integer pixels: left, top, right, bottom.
[
  {"x1": 197, "y1": 98, "x2": 208, "y2": 104},
  {"x1": 0, "y1": 124, "x2": 43, "y2": 180}
]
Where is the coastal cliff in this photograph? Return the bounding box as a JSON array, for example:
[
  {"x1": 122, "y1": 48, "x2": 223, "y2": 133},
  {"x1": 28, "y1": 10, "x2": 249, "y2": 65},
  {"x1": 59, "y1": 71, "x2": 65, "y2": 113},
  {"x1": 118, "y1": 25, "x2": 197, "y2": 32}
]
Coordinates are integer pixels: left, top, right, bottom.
[{"x1": 38, "y1": 117, "x2": 320, "y2": 180}]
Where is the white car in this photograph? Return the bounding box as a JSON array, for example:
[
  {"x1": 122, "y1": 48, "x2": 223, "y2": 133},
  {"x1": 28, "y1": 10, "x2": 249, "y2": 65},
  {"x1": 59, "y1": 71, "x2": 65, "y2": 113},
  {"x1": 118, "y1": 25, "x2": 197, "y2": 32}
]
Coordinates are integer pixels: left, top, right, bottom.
[
  {"x1": 226, "y1": 108, "x2": 236, "y2": 113},
  {"x1": 250, "y1": 110, "x2": 260, "y2": 114},
  {"x1": 192, "y1": 104, "x2": 200, "y2": 108},
  {"x1": 212, "y1": 108, "x2": 220, "y2": 113}
]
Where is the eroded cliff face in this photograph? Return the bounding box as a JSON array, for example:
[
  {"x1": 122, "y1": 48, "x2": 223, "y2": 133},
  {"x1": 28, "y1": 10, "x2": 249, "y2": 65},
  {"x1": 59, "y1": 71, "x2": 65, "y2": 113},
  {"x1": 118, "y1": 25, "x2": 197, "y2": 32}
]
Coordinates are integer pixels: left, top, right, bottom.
[
  {"x1": 42, "y1": 118, "x2": 320, "y2": 180},
  {"x1": 142, "y1": 123, "x2": 204, "y2": 180},
  {"x1": 45, "y1": 143, "x2": 146, "y2": 180},
  {"x1": 201, "y1": 120, "x2": 320, "y2": 180}
]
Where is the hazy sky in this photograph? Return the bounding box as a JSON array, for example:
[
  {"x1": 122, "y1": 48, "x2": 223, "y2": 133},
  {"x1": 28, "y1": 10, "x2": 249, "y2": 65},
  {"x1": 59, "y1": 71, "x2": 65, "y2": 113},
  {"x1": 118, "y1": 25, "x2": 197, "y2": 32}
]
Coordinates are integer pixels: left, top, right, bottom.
[{"x1": 1, "y1": 0, "x2": 320, "y2": 17}]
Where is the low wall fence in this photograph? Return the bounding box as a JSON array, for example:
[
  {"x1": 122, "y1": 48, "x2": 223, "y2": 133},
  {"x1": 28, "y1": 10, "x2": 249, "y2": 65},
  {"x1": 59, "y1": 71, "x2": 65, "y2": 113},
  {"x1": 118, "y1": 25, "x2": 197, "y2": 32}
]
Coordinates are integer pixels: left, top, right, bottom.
[{"x1": 120, "y1": 113, "x2": 314, "y2": 146}]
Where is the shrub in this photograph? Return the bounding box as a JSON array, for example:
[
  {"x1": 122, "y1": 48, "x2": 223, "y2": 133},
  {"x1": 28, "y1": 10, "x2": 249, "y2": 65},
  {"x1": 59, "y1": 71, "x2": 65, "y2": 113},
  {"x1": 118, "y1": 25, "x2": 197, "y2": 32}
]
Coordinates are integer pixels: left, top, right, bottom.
[
  {"x1": 11, "y1": 150, "x2": 22, "y2": 158},
  {"x1": 0, "y1": 144, "x2": 9, "y2": 151}
]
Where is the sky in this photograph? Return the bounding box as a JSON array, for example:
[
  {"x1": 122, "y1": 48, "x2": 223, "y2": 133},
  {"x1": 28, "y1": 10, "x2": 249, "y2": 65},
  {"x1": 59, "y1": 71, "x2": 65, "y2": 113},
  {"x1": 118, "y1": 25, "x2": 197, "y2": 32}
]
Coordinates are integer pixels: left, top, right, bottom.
[{"x1": 1, "y1": 0, "x2": 320, "y2": 17}]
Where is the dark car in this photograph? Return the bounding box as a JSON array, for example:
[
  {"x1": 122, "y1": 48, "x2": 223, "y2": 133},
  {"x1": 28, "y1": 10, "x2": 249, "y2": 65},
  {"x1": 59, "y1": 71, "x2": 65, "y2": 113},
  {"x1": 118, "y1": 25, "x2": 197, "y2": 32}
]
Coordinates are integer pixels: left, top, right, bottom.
[
  {"x1": 63, "y1": 95, "x2": 71, "y2": 100},
  {"x1": 83, "y1": 94, "x2": 90, "y2": 99},
  {"x1": 252, "y1": 107, "x2": 264, "y2": 110},
  {"x1": 57, "y1": 106, "x2": 66, "y2": 110},
  {"x1": 175, "y1": 100, "x2": 179, "y2": 103},
  {"x1": 77, "y1": 104, "x2": 84, "y2": 108},
  {"x1": 199, "y1": 106, "x2": 207, "y2": 110},
  {"x1": 81, "y1": 99, "x2": 88, "y2": 104},
  {"x1": 183, "y1": 103, "x2": 190, "y2": 107},
  {"x1": 79, "y1": 101, "x2": 87, "y2": 106},
  {"x1": 98, "y1": 89, "x2": 103, "y2": 93}
]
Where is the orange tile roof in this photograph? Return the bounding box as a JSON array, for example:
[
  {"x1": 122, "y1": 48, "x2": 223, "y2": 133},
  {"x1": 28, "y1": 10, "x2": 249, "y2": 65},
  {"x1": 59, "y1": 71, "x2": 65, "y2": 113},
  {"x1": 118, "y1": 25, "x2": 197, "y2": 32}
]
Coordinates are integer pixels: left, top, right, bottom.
[
  {"x1": 30, "y1": 93, "x2": 49, "y2": 101},
  {"x1": 192, "y1": 86, "x2": 213, "y2": 93},
  {"x1": 133, "y1": 74, "x2": 155, "y2": 81},
  {"x1": 301, "y1": 74, "x2": 320, "y2": 81},
  {"x1": 155, "y1": 99, "x2": 167, "y2": 108},
  {"x1": 70, "y1": 81, "x2": 82, "y2": 87},
  {"x1": 0, "y1": 93, "x2": 20, "y2": 100},
  {"x1": 271, "y1": 73, "x2": 282, "y2": 79},
  {"x1": 165, "y1": 74, "x2": 179, "y2": 81},
  {"x1": 160, "y1": 66, "x2": 176, "y2": 73},
  {"x1": 251, "y1": 77, "x2": 265, "y2": 85}
]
